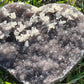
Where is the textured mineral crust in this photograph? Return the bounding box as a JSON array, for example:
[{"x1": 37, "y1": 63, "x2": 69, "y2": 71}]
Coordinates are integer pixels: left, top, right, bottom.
[{"x1": 0, "y1": 2, "x2": 84, "y2": 84}]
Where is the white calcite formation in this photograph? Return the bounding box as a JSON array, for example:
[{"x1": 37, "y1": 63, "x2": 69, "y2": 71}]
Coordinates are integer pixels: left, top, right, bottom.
[{"x1": 0, "y1": 2, "x2": 84, "y2": 84}]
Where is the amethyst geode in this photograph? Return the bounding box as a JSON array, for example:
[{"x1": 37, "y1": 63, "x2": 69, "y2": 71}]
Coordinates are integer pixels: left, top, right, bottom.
[{"x1": 0, "y1": 2, "x2": 84, "y2": 84}]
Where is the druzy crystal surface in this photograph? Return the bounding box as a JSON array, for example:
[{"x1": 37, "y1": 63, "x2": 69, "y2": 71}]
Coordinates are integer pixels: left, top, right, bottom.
[{"x1": 0, "y1": 3, "x2": 84, "y2": 84}]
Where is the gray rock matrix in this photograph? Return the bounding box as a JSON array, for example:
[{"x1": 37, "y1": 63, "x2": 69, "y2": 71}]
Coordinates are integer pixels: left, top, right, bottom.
[{"x1": 0, "y1": 2, "x2": 84, "y2": 84}]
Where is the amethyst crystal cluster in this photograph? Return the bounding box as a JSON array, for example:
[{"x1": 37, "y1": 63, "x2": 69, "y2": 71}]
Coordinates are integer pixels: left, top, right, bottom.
[{"x1": 0, "y1": 2, "x2": 84, "y2": 84}]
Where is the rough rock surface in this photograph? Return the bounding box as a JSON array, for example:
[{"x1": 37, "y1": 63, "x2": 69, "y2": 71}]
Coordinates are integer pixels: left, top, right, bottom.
[{"x1": 0, "y1": 2, "x2": 84, "y2": 84}]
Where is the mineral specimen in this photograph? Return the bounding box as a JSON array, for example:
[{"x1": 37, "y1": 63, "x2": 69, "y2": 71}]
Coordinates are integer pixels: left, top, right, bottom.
[{"x1": 0, "y1": 2, "x2": 84, "y2": 84}]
